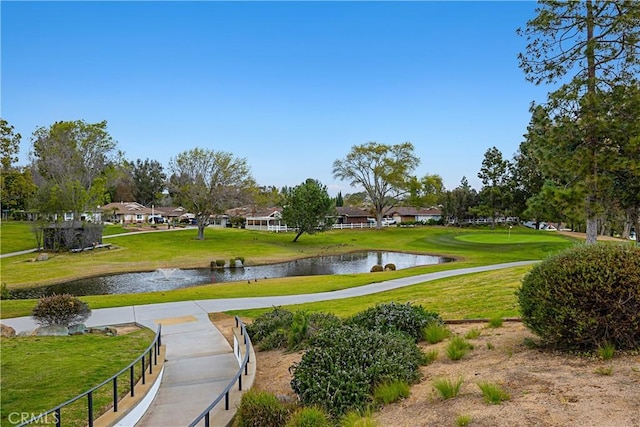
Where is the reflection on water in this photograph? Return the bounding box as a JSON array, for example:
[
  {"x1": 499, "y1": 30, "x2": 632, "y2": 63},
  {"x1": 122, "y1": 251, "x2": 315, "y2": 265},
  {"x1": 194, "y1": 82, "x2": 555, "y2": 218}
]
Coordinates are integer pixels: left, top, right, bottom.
[{"x1": 11, "y1": 251, "x2": 448, "y2": 299}]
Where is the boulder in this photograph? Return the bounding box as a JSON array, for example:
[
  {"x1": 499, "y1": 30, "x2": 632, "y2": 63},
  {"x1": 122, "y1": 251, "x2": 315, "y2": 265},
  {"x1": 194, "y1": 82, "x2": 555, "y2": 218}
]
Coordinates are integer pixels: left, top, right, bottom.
[
  {"x1": 36, "y1": 253, "x2": 49, "y2": 262},
  {"x1": 0, "y1": 324, "x2": 16, "y2": 338},
  {"x1": 68, "y1": 323, "x2": 87, "y2": 335},
  {"x1": 36, "y1": 325, "x2": 69, "y2": 336}
]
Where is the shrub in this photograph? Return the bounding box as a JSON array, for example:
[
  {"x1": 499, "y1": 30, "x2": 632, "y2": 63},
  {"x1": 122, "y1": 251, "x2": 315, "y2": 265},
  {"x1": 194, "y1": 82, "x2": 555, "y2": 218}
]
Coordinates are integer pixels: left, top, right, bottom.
[
  {"x1": 215, "y1": 259, "x2": 226, "y2": 267},
  {"x1": 285, "y1": 407, "x2": 331, "y2": 427},
  {"x1": 290, "y1": 324, "x2": 424, "y2": 417},
  {"x1": 373, "y1": 380, "x2": 410, "y2": 405},
  {"x1": 349, "y1": 302, "x2": 442, "y2": 342},
  {"x1": 432, "y1": 377, "x2": 463, "y2": 400},
  {"x1": 383, "y1": 263, "x2": 396, "y2": 271},
  {"x1": 32, "y1": 294, "x2": 91, "y2": 327},
  {"x1": 477, "y1": 381, "x2": 510, "y2": 404},
  {"x1": 0, "y1": 283, "x2": 10, "y2": 300},
  {"x1": 246, "y1": 307, "x2": 294, "y2": 349},
  {"x1": 247, "y1": 308, "x2": 342, "y2": 351},
  {"x1": 517, "y1": 244, "x2": 640, "y2": 350},
  {"x1": 288, "y1": 310, "x2": 310, "y2": 350},
  {"x1": 370, "y1": 264, "x2": 384, "y2": 272},
  {"x1": 233, "y1": 389, "x2": 290, "y2": 427}
]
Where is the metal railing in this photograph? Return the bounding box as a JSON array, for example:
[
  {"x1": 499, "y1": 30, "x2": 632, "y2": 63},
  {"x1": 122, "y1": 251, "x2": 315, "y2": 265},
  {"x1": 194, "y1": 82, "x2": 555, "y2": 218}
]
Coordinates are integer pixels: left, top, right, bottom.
[
  {"x1": 17, "y1": 324, "x2": 162, "y2": 427},
  {"x1": 188, "y1": 316, "x2": 253, "y2": 427}
]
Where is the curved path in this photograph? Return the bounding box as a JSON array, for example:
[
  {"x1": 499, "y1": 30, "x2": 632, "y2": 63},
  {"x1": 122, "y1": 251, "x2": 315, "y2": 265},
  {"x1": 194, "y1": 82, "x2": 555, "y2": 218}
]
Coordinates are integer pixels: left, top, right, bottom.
[{"x1": 3, "y1": 260, "x2": 536, "y2": 426}]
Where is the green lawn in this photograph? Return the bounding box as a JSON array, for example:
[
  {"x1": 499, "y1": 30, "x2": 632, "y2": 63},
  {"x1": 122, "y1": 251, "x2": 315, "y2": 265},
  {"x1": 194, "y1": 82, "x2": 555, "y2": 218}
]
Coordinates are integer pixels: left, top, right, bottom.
[
  {"x1": 1, "y1": 225, "x2": 578, "y2": 319},
  {"x1": 0, "y1": 327, "x2": 156, "y2": 427}
]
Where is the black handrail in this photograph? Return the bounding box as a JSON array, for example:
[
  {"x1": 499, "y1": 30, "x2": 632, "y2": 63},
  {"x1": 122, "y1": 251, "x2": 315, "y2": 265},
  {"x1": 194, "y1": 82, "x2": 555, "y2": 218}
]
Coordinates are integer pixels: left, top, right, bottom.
[
  {"x1": 17, "y1": 324, "x2": 162, "y2": 427},
  {"x1": 188, "y1": 316, "x2": 253, "y2": 427}
]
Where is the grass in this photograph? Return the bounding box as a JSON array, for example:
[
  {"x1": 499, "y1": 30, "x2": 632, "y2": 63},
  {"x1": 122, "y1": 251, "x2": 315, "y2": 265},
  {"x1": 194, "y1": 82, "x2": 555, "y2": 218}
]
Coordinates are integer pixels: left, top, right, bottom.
[
  {"x1": 456, "y1": 414, "x2": 472, "y2": 427},
  {"x1": 464, "y1": 328, "x2": 481, "y2": 339},
  {"x1": 597, "y1": 342, "x2": 616, "y2": 361},
  {"x1": 488, "y1": 317, "x2": 504, "y2": 328},
  {"x1": 477, "y1": 381, "x2": 510, "y2": 404},
  {"x1": 0, "y1": 327, "x2": 155, "y2": 427},
  {"x1": 432, "y1": 377, "x2": 464, "y2": 400},
  {"x1": 423, "y1": 349, "x2": 439, "y2": 364},
  {"x1": 422, "y1": 323, "x2": 451, "y2": 344},
  {"x1": 1, "y1": 224, "x2": 578, "y2": 319},
  {"x1": 446, "y1": 336, "x2": 473, "y2": 361},
  {"x1": 373, "y1": 380, "x2": 411, "y2": 405}
]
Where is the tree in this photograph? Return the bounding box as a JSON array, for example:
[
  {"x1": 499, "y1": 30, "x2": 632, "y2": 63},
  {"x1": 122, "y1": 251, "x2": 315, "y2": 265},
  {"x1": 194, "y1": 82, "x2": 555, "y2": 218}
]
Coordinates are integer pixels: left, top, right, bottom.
[
  {"x1": 281, "y1": 178, "x2": 335, "y2": 242},
  {"x1": 404, "y1": 174, "x2": 444, "y2": 208},
  {"x1": 441, "y1": 177, "x2": 479, "y2": 225},
  {"x1": 332, "y1": 142, "x2": 419, "y2": 229},
  {"x1": 0, "y1": 119, "x2": 37, "y2": 216},
  {"x1": 30, "y1": 120, "x2": 117, "y2": 218},
  {"x1": 335, "y1": 191, "x2": 344, "y2": 207},
  {"x1": 477, "y1": 147, "x2": 511, "y2": 228},
  {"x1": 1, "y1": 118, "x2": 21, "y2": 170},
  {"x1": 518, "y1": 0, "x2": 640, "y2": 243},
  {"x1": 168, "y1": 148, "x2": 255, "y2": 240},
  {"x1": 131, "y1": 158, "x2": 166, "y2": 206}
]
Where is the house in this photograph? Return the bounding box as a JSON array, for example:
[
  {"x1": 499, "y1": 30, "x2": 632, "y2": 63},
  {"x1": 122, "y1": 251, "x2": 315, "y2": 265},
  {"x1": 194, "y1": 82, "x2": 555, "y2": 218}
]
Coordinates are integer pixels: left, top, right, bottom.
[
  {"x1": 334, "y1": 207, "x2": 371, "y2": 225},
  {"x1": 384, "y1": 206, "x2": 442, "y2": 224},
  {"x1": 100, "y1": 202, "x2": 188, "y2": 225},
  {"x1": 243, "y1": 207, "x2": 285, "y2": 231}
]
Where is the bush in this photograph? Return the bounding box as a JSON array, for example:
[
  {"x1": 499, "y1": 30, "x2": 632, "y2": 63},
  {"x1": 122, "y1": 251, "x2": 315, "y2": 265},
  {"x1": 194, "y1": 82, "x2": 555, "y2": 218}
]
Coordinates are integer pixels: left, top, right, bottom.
[
  {"x1": 32, "y1": 294, "x2": 91, "y2": 327},
  {"x1": 0, "y1": 283, "x2": 10, "y2": 300},
  {"x1": 383, "y1": 263, "x2": 396, "y2": 271},
  {"x1": 370, "y1": 264, "x2": 384, "y2": 272},
  {"x1": 233, "y1": 389, "x2": 290, "y2": 427},
  {"x1": 246, "y1": 307, "x2": 294, "y2": 349},
  {"x1": 288, "y1": 311, "x2": 310, "y2": 350},
  {"x1": 247, "y1": 308, "x2": 342, "y2": 351},
  {"x1": 349, "y1": 302, "x2": 442, "y2": 342},
  {"x1": 290, "y1": 324, "x2": 424, "y2": 417},
  {"x1": 285, "y1": 407, "x2": 331, "y2": 427},
  {"x1": 517, "y1": 244, "x2": 640, "y2": 350},
  {"x1": 215, "y1": 259, "x2": 226, "y2": 267}
]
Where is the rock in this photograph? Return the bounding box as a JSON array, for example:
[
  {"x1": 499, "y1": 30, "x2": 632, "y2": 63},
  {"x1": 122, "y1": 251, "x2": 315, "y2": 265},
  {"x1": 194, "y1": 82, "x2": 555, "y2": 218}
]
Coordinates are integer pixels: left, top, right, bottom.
[
  {"x1": 68, "y1": 323, "x2": 87, "y2": 335},
  {"x1": 36, "y1": 325, "x2": 69, "y2": 336},
  {"x1": 1, "y1": 324, "x2": 16, "y2": 338},
  {"x1": 36, "y1": 253, "x2": 49, "y2": 262}
]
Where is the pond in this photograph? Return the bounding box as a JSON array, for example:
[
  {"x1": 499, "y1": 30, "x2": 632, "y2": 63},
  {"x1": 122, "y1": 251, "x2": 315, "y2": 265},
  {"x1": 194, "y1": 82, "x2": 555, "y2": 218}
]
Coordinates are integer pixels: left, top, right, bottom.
[{"x1": 10, "y1": 251, "x2": 449, "y2": 299}]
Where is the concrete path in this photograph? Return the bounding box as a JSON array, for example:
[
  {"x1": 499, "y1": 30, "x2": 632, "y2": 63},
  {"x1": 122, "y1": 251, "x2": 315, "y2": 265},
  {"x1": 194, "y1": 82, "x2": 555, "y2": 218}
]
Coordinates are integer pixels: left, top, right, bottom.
[{"x1": 2, "y1": 260, "x2": 536, "y2": 426}]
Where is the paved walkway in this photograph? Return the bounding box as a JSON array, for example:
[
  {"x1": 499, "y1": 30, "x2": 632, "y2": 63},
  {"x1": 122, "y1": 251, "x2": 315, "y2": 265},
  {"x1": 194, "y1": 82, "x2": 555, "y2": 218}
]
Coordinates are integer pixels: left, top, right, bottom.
[{"x1": 2, "y1": 261, "x2": 536, "y2": 426}]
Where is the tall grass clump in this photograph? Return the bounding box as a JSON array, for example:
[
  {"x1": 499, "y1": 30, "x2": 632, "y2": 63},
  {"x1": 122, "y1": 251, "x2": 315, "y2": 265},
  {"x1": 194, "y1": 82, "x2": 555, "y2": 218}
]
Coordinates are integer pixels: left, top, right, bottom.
[
  {"x1": 285, "y1": 407, "x2": 331, "y2": 427},
  {"x1": 477, "y1": 381, "x2": 510, "y2": 404},
  {"x1": 446, "y1": 336, "x2": 473, "y2": 361},
  {"x1": 340, "y1": 410, "x2": 378, "y2": 427},
  {"x1": 423, "y1": 323, "x2": 450, "y2": 344},
  {"x1": 597, "y1": 342, "x2": 615, "y2": 361},
  {"x1": 233, "y1": 389, "x2": 290, "y2": 427},
  {"x1": 517, "y1": 244, "x2": 640, "y2": 351},
  {"x1": 373, "y1": 380, "x2": 410, "y2": 405},
  {"x1": 432, "y1": 377, "x2": 464, "y2": 400}
]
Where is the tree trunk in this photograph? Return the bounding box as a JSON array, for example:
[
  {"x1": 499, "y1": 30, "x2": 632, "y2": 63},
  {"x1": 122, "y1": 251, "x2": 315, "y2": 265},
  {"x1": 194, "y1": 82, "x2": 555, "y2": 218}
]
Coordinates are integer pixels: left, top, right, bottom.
[
  {"x1": 292, "y1": 230, "x2": 304, "y2": 242},
  {"x1": 197, "y1": 224, "x2": 205, "y2": 240}
]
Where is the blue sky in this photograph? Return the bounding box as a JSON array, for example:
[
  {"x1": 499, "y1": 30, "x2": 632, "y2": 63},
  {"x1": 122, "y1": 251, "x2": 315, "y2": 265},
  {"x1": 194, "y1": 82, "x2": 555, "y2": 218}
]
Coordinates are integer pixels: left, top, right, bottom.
[{"x1": 1, "y1": 1, "x2": 552, "y2": 196}]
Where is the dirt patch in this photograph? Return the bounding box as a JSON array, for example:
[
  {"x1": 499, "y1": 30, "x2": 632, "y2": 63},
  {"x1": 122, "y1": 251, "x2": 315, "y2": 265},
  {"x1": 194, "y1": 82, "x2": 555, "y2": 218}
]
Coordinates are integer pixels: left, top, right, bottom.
[
  {"x1": 113, "y1": 323, "x2": 142, "y2": 335},
  {"x1": 210, "y1": 315, "x2": 640, "y2": 426}
]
